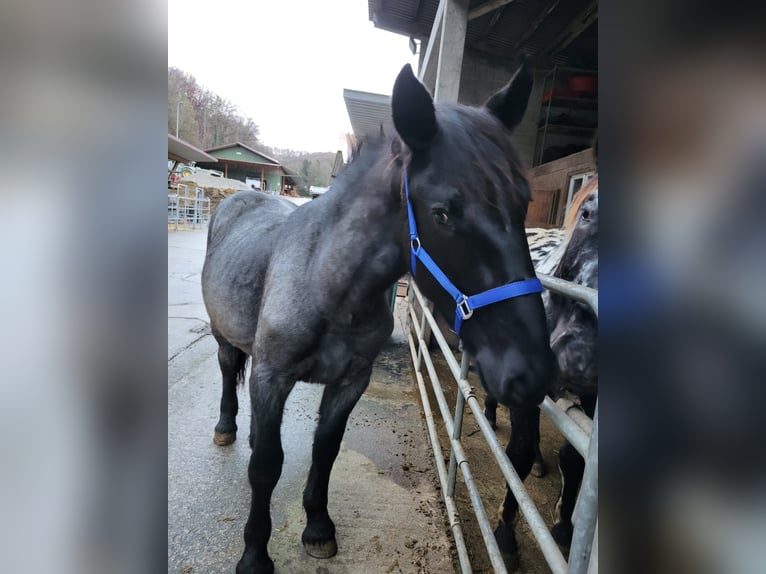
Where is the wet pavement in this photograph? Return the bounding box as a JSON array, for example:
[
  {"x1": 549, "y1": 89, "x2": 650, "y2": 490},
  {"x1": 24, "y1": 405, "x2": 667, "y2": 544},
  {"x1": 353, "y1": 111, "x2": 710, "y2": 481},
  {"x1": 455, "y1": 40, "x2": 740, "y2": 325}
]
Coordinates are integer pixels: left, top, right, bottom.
[{"x1": 168, "y1": 229, "x2": 456, "y2": 574}]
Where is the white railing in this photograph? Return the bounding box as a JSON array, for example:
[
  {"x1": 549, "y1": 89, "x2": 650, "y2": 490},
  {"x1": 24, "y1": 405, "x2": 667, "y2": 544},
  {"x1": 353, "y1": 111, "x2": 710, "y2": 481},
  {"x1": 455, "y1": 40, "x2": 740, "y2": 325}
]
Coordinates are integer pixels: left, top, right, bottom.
[{"x1": 168, "y1": 184, "x2": 211, "y2": 230}]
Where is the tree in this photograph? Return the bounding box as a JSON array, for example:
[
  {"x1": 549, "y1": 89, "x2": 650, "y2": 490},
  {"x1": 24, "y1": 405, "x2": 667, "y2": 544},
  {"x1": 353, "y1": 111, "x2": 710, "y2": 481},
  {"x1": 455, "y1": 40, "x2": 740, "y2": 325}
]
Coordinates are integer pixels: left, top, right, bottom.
[{"x1": 168, "y1": 67, "x2": 260, "y2": 150}]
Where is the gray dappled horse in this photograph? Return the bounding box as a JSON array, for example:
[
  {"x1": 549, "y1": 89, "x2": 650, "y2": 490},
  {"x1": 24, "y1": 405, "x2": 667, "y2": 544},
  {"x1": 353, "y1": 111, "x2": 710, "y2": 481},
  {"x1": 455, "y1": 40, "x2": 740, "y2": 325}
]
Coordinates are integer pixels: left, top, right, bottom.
[{"x1": 201, "y1": 62, "x2": 555, "y2": 574}]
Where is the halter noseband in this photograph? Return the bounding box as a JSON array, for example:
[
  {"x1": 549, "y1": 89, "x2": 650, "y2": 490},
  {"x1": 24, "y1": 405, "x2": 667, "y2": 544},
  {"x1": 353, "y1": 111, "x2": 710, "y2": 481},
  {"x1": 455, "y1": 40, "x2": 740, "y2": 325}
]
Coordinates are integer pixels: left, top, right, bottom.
[{"x1": 403, "y1": 166, "x2": 543, "y2": 334}]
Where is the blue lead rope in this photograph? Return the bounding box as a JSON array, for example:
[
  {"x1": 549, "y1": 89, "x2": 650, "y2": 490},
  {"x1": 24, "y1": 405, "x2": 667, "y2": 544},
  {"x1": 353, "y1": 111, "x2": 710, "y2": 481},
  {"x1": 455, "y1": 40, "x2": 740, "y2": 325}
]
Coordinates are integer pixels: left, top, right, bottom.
[{"x1": 404, "y1": 167, "x2": 543, "y2": 334}]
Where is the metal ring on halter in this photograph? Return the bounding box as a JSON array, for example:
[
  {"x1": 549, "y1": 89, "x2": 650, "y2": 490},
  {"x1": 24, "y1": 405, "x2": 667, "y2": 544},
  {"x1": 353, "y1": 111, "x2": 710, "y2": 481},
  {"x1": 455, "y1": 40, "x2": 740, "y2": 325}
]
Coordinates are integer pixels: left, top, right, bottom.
[
  {"x1": 411, "y1": 237, "x2": 421, "y2": 252},
  {"x1": 457, "y1": 297, "x2": 473, "y2": 320}
]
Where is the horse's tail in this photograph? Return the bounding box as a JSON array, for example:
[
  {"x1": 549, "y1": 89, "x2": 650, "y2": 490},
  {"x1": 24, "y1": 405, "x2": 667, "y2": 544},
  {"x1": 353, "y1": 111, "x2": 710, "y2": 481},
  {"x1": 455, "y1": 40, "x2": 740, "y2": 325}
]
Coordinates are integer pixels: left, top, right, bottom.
[{"x1": 236, "y1": 356, "x2": 250, "y2": 386}]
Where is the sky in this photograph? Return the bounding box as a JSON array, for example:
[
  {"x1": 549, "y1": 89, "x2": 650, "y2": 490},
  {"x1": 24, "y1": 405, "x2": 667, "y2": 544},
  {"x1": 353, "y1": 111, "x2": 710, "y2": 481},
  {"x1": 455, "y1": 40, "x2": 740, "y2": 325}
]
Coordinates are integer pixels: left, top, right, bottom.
[{"x1": 168, "y1": 0, "x2": 420, "y2": 152}]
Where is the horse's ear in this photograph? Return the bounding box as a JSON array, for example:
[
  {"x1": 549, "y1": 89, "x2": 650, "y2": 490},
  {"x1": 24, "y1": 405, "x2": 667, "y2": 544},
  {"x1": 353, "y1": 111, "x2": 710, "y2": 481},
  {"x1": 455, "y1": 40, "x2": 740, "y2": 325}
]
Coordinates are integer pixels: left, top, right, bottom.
[
  {"x1": 485, "y1": 58, "x2": 533, "y2": 131},
  {"x1": 391, "y1": 64, "x2": 437, "y2": 151}
]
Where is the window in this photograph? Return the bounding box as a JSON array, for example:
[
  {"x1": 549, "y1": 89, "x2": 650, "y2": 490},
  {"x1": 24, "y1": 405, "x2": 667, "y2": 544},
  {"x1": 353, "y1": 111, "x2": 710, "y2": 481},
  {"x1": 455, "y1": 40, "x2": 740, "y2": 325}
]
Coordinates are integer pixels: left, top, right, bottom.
[{"x1": 564, "y1": 171, "x2": 594, "y2": 222}]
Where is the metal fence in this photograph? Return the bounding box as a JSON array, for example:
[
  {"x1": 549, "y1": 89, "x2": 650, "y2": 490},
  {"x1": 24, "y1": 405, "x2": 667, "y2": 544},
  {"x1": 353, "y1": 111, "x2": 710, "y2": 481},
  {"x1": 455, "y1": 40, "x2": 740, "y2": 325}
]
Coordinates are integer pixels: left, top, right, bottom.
[
  {"x1": 405, "y1": 274, "x2": 598, "y2": 574},
  {"x1": 168, "y1": 184, "x2": 211, "y2": 230}
]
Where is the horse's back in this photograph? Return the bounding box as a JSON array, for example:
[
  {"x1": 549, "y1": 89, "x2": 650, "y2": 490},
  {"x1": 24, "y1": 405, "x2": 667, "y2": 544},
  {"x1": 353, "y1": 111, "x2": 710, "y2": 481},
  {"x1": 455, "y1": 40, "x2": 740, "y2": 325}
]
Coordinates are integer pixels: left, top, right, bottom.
[
  {"x1": 202, "y1": 191, "x2": 297, "y2": 353},
  {"x1": 207, "y1": 191, "x2": 296, "y2": 250}
]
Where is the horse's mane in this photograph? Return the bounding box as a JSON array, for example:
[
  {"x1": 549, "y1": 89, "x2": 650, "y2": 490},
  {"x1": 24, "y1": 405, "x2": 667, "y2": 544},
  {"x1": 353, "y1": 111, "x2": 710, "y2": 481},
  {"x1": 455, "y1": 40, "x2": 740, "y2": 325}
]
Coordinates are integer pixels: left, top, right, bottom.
[
  {"x1": 563, "y1": 175, "x2": 598, "y2": 231},
  {"x1": 343, "y1": 109, "x2": 530, "y2": 227}
]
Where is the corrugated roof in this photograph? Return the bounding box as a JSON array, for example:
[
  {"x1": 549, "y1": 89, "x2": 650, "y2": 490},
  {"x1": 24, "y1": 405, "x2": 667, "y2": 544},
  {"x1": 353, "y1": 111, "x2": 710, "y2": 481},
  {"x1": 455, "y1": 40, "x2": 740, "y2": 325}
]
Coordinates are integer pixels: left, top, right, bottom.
[
  {"x1": 343, "y1": 89, "x2": 393, "y2": 140},
  {"x1": 368, "y1": 0, "x2": 597, "y2": 69}
]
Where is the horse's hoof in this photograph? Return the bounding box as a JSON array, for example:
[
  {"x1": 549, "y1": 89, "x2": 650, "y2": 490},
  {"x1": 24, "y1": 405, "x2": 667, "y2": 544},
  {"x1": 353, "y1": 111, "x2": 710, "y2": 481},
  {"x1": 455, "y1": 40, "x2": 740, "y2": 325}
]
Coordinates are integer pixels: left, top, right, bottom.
[
  {"x1": 236, "y1": 552, "x2": 274, "y2": 574},
  {"x1": 213, "y1": 431, "x2": 236, "y2": 446},
  {"x1": 303, "y1": 538, "x2": 338, "y2": 559},
  {"x1": 531, "y1": 460, "x2": 546, "y2": 478}
]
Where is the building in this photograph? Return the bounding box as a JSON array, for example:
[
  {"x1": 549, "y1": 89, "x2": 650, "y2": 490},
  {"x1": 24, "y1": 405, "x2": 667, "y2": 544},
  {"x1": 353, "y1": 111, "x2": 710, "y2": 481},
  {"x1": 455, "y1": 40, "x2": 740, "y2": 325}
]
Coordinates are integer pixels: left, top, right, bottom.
[
  {"x1": 345, "y1": 0, "x2": 597, "y2": 228},
  {"x1": 195, "y1": 142, "x2": 301, "y2": 195}
]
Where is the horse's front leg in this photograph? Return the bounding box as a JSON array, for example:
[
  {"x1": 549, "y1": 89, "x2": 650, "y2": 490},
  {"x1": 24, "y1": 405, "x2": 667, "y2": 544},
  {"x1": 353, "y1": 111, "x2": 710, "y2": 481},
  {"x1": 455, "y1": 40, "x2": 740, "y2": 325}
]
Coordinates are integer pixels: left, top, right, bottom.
[
  {"x1": 494, "y1": 404, "x2": 540, "y2": 571},
  {"x1": 237, "y1": 364, "x2": 295, "y2": 574},
  {"x1": 301, "y1": 363, "x2": 372, "y2": 559},
  {"x1": 484, "y1": 394, "x2": 499, "y2": 429},
  {"x1": 551, "y1": 394, "x2": 596, "y2": 550}
]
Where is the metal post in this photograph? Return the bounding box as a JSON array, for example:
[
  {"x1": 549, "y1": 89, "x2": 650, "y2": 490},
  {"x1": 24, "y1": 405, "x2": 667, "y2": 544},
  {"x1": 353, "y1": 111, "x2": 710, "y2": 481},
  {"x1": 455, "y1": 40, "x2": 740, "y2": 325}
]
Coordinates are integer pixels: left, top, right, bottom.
[
  {"x1": 175, "y1": 100, "x2": 182, "y2": 137},
  {"x1": 566, "y1": 401, "x2": 598, "y2": 574},
  {"x1": 447, "y1": 351, "x2": 471, "y2": 496},
  {"x1": 435, "y1": 0, "x2": 469, "y2": 103},
  {"x1": 415, "y1": 296, "x2": 428, "y2": 371}
]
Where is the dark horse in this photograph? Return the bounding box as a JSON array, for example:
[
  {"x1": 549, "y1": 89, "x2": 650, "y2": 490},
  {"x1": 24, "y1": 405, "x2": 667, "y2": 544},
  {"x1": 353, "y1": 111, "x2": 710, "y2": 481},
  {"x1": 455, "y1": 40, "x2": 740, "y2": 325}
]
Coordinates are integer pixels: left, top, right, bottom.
[
  {"x1": 484, "y1": 174, "x2": 599, "y2": 568},
  {"x1": 201, "y1": 62, "x2": 555, "y2": 574}
]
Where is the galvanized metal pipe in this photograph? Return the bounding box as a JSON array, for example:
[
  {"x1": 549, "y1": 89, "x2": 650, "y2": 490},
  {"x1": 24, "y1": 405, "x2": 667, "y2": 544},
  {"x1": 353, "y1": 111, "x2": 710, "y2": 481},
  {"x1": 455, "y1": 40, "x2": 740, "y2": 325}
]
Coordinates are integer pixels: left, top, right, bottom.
[
  {"x1": 407, "y1": 331, "x2": 474, "y2": 574},
  {"x1": 567, "y1": 402, "x2": 599, "y2": 574},
  {"x1": 456, "y1": 375, "x2": 568, "y2": 574},
  {"x1": 409, "y1": 282, "x2": 568, "y2": 574},
  {"x1": 447, "y1": 353, "x2": 470, "y2": 497},
  {"x1": 586, "y1": 521, "x2": 598, "y2": 574},
  {"x1": 409, "y1": 327, "x2": 509, "y2": 573},
  {"x1": 555, "y1": 396, "x2": 594, "y2": 434},
  {"x1": 538, "y1": 273, "x2": 598, "y2": 317},
  {"x1": 407, "y1": 278, "x2": 598, "y2": 574},
  {"x1": 540, "y1": 397, "x2": 591, "y2": 458}
]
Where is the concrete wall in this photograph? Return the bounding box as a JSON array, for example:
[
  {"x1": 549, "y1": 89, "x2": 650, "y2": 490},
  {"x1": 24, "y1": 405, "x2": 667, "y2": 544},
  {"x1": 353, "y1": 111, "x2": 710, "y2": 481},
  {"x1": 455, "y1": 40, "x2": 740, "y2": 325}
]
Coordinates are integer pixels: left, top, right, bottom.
[{"x1": 457, "y1": 49, "x2": 544, "y2": 168}]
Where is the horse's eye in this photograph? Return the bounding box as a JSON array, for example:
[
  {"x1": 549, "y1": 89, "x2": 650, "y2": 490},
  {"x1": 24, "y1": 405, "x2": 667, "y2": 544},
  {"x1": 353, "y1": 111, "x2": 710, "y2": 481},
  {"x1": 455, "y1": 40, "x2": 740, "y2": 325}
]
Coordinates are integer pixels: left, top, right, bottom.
[
  {"x1": 432, "y1": 208, "x2": 449, "y2": 225},
  {"x1": 581, "y1": 209, "x2": 591, "y2": 222}
]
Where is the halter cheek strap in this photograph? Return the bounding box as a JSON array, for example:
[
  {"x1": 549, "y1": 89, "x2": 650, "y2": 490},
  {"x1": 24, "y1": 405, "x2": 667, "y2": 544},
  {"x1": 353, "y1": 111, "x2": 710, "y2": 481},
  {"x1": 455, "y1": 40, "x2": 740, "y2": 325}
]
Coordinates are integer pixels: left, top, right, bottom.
[{"x1": 404, "y1": 166, "x2": 543, "y2": 334}]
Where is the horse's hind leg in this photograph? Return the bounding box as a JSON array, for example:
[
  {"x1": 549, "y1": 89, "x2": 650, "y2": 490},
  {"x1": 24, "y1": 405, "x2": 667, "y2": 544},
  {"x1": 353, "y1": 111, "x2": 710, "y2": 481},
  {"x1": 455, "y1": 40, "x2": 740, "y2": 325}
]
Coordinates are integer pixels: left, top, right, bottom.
[
  {"x1": 213, "y1": 336, "x2": 247, "y2": 446},
  {"x1": 551, "y1": 439, "x2": 583, "y2": 550},
  {"x1": 302, "y1": 366, "x2": 372, "y2": 559},
  {"x1": 238, "y1": 364, "x2": 295, "y2": 574},
  {"x1": 494, "y1": 404, "x2": 540, "y2": 571}
]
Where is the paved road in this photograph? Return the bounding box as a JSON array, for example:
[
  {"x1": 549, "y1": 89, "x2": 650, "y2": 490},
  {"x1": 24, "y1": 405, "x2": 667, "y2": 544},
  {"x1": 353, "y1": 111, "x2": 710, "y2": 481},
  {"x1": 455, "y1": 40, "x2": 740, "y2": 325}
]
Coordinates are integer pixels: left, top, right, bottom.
[{"x1": 168, "y1": 229, "x2": 455, "y2": 574}]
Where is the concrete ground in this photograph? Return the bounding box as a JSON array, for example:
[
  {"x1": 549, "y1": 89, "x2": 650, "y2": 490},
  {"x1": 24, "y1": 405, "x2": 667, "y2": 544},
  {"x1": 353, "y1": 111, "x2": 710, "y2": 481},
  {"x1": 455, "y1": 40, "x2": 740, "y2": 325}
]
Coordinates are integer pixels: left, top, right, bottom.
[{"x1": 168, "y1": 230, "x2": 456, "y2": 574}]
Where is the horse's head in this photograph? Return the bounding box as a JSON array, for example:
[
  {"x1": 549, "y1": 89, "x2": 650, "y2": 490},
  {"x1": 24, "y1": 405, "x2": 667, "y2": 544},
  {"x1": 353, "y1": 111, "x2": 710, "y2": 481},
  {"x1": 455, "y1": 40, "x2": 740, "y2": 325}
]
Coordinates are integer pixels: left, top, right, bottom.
[
  {"x1": 549, "y1": 178, "x2": 599, "y2": 395},
  {"x1": 390, "y1": 63, "x2": 555, "y2": 408}
]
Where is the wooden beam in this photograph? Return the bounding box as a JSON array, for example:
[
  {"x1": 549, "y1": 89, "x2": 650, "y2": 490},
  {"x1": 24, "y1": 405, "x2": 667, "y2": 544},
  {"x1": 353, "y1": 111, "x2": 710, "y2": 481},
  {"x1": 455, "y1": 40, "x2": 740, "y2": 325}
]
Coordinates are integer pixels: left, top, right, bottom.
[
  {"x1": 468, "y1": 0, "x2": 516, "y2": 21},
  {"x1": 542, "y1": 0, "x2": 597, "y2": 56},
  {"x1": 513, "y1": 0, "x2": 562, "y2": 53}
]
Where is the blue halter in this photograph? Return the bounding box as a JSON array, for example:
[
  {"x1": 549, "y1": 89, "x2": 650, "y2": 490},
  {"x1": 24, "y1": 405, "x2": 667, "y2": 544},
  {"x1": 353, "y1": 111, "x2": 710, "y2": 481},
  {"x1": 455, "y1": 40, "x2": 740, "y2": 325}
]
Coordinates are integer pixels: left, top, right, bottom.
[{"x1": 403, "y1": 166, "x2": 543, "y2": 334}]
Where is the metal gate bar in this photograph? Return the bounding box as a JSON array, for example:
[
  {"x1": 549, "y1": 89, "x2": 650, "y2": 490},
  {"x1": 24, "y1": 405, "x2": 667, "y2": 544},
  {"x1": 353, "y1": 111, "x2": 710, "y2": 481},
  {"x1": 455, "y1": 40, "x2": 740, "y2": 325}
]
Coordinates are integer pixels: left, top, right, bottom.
[
  {"x1": 407, "y1": 314, "x2": 510, "y2": 573},
  {"x1": 566, "y1": 403, "x2": 599, "y2": 574},
  {"x1": 405, "y1": 274, "x2": 598, "y2": 573}
]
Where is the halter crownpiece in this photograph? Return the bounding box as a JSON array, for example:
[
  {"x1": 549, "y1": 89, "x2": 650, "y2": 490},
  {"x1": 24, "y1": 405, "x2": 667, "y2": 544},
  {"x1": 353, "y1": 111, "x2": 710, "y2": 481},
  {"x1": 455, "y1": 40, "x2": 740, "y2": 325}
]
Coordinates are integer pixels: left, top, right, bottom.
[{"x1": 403, "y1": 166, "x2": 543, "y2": 334}]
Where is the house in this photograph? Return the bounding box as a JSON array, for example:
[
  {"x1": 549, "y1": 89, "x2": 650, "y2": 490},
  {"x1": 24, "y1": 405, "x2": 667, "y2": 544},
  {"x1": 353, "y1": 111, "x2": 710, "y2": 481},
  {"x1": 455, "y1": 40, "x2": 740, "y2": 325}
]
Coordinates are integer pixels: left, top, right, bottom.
[{"x1": 195, "y1": 142, "x2": 301, "y2": 195}]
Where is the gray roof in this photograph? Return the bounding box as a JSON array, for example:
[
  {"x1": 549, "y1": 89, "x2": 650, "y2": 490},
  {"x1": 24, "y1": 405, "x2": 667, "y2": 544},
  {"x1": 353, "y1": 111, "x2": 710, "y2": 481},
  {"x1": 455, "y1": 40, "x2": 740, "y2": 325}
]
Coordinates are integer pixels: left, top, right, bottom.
[
  {"x1": 168, "y1": 134, "x2": 218, "y2": 164},
  {"x1": 343, "y1": 88, "x2": 393, "y2": 140}
]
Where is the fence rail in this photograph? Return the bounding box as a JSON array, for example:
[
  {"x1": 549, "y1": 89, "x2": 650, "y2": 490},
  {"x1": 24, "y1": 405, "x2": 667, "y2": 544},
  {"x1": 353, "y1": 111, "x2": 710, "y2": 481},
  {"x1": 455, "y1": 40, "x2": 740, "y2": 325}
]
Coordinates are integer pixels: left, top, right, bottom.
[
  {"x1": 168, "y1": 184, "x2": 211, "y2": 230},
  {"x1": 405, "y1": 274, "x2": 598, "y2": 574}
]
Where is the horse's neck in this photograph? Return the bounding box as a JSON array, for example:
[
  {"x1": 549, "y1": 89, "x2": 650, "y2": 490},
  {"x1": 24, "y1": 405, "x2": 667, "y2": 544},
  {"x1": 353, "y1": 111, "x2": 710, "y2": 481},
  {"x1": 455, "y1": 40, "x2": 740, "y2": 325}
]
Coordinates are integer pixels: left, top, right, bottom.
[{"x1": 312, "y1": 171, "x2": 407, "y2": 311}]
